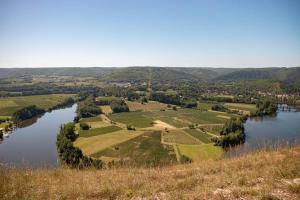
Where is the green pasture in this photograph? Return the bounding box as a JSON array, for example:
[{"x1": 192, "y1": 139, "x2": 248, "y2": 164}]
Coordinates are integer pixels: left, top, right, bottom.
[{"x1": 79, "y1": 125, "x2": 122, "y2": 138}]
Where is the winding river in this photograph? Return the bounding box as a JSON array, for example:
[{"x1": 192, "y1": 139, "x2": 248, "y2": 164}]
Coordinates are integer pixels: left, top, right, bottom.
[
  {"x1": 0, "y1": 104, "x2": 299, "y2": 167},
  {"x1": 0, "y1": 104, "x2": 77, "y2": 168}
]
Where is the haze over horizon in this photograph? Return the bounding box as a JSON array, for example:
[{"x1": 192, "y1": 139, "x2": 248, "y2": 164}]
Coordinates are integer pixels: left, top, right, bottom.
[{"x1": 0, "y1": 0, "x2": 300, "y2": 68}]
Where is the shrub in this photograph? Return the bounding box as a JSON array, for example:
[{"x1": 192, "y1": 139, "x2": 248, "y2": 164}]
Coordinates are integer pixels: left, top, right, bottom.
[
  {"x1": 77, "y1": 96, "x2": 102, "y2": 118},
  {"x1": 80, "y1": 122, "x2": 90, "y2": 130},
  {"x1": 110, "y1": 100, "x2": 129, "y2": 113},
  {"x1": 126, "y1": 124, "x2": 136, "y2": 130}
]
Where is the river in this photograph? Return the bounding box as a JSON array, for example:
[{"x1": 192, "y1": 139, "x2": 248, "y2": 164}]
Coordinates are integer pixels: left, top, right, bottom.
[
  {"x1": 0, "y1": 104, "x2": 299, "y2": 167},
  {"x1": 0, "y1": 104, "x2": 77, "y2": 168},
  {"x1": 225, "y1": 106, "x2": 300, "y2": 157}
]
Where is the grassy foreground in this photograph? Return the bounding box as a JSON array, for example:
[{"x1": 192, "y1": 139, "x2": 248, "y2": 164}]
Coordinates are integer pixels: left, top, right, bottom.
[{"x1": 1, "y1": 147, "x2": 300, "y2": 200}]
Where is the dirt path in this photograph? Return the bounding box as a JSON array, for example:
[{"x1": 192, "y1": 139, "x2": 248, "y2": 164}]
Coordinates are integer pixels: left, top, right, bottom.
[{"x1": 153, "y1": 120, "x2": 176, "y2": 129}]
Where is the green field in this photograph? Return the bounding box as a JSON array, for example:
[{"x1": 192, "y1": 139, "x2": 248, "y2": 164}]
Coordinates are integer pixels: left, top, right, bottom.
[
  {"x1": 80, "y1": 115, "x2": 102, "y2": 122},
  {"x1": 0, "y1": 94, "x2": 75, "y2": 116},
  {"x1": 200, "y1": 125, "x2": 223, "y2": 136},
  {"x1": 148, "y1": 109, "x2": 232, "y2": 128},
  {"x1": 110, "y1": 111, "x2": 153, "y2": 128},
  {"x1": 184, "y1": 128, "x2": 212, "y2": 143},
  {"x1": 91, "y1": 131, "x2": 177, "y2": 166},
  {"x1": 224, "y1": 103, "x2": 256, "y2": 111},
  {"x1": 163, "y1": 129, "x2": 201, "y2": 145},
  {"x1": 197, "y1": 102, "x2": 219, "y2": 110},
  {"x1": 109, "y1": 108, "x2": 233, "y2": 129},
  {"x1": 177, "y1": 144, "x2": 223, "y2": 161},
  {"x1": 79, "y1": 125, "x2": 122, "y2": 137}
]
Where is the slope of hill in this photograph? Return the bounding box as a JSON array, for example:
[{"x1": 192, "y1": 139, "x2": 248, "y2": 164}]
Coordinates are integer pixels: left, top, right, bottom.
[
  {"x1": 216, "y1": 67, "x2": 300, "y2": 83},
  {"x1": 1, "y1": 67, "x2": 299, "y2": 87},
  {"x1": 1, "y1": 146, "x2": 299, "y2": 200}
]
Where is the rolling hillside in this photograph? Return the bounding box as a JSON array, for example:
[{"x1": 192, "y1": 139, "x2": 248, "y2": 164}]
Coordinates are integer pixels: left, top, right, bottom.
[{"x1": 1, "y1": 67, "x2": 299, "y2": 86}]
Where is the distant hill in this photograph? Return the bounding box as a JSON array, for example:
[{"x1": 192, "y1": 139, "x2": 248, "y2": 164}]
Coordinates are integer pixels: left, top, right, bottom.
[
  {"x1": 215, "y1": 67, "x2": 300, "y2": 83},
  {"x1": 1, "y1": 67, "x2": 299, "y2": 86}
]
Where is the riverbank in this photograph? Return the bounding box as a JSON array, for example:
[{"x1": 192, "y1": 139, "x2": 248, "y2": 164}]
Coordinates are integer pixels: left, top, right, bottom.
[{"x1": 1, "y1": 146, "x2": 299, "y2": 200}]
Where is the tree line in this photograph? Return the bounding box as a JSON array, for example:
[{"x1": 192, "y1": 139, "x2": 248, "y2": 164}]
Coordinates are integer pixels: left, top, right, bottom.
[{"x1": 56, "y1": 122, "x2": 103, "y2": 168}]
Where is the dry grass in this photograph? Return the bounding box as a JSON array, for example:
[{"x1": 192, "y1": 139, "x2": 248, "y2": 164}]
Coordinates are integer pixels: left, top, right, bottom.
[
  {"x1": 1, "y1": 146, "x2": 299, "y2": 200},
  {"x1": 100, "y1": 105, "x2": 112, "y2": 114}
]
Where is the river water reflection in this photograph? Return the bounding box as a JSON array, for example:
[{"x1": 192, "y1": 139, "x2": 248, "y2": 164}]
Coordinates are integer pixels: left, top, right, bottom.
[
  {"x1": 0, "y1": 104, "x2": 77, "y2": 168},
  {"x1": 225, "y1": 108, "x2": 300, "y2": 157}
]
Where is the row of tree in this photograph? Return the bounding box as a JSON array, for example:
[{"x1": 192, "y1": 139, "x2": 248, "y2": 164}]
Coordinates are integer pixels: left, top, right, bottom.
[
  {"x1": 12, "y1": 105, "x2": 45, "y2": 124},
  {"x1": 251, "y1": 100, "x2": 277, "y2": 116},
  {"x1": 212, "y1": 117, "x2": 245, "y2": 148},
  {"x1": 56, "y1": 122, "x2": 103, "y2": 168},
  {"x1": 77, "y1": 96, "x2": 102, "y2": 118}
]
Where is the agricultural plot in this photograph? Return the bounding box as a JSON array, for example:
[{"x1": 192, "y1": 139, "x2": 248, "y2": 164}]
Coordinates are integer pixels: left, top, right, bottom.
[
  {"x1": 0, "y1": 94, "x2": 75, "y2": 116},
  {"x1": 126, "y1": 101, "x2": 167, "y2": 112},
  {"x1": 184, "y1": 128, "x2": 212, "y2": 144},
  {"x1": 200, "y1": 124, "x2": 223, "y2": 136},
  {"x1": 224, "y1": 103, "x2": 256, "y2": 112},
  {"x1": 110, "y1": 111, "x2": 153, "y2": 128},
  {"x1": 177, "y1": 144, "x2": 223, "y2": 161},
  {"x1": 163, "y1": 129, "x2": 201, "y2": 145},
  {"x1": 149, "y1": 109, "x2": 231, "y2": 127},
  {"x1": 80, "y1": 115, "x2": 102, "y2": 122},
  {"x1": 79, "y1": 125, "x2": 122, "y2": 137},
  {"x1": 197, "y1": 102, "x2": 219, "y2": 110},
  {"x1": 74, "y1": 130, "x2": 144, "y2": 155},
  {"x1": 91, "y1": 131, "x2": 177, "y2": 166}
]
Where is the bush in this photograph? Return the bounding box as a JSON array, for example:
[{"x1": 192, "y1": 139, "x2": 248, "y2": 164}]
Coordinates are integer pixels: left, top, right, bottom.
[
  {"x1": 80, "y1": 122, "x2": 90, "y2": 130},
  {"x1": 211, "y1": 104, "x2": 228, "y2": 112},
  {"x1": 126, "y1": 124, "x2": 136, "y2": 130},
  {"x1": 77, "y1": 96, "x2": 102, "y2": 118},
  {"x1": 110, "y1": 100, "x2": 129, "y2": 113}
]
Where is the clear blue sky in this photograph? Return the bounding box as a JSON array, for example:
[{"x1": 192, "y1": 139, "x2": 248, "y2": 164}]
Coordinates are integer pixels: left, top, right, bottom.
[{"x1": 0, "y1": 0, "x2": 299, "y2": 68}]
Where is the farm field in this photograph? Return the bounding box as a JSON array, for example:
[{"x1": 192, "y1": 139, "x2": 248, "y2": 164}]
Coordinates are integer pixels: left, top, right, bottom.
[
  {"x1": 148, "y1": 109, "x2": 233, "y2": 127},
  {"x1": 80, "y1": 115, "x2": 102, "y2": 122},
  {"x1": 110, "y1": 111, "x2": 153, "y2": 128},
  {"x1": 0, "y1": 94, "x2": 75, "y2": 116},
  {"x1": 163, "y1": 129, "x2": 201, "y2": 145},
  {"x1": 110, "y1": 108, "x2": 234, "y2": 129},
  {"x1": 91, "y1": 131, "x2": 177, "y2": 166},
  {"x1": 184, "y1": 128, "x2": 212, "y2": 143},
  {"x1": 126, "y1": 101, "x2": 167, "y2": 111},
  {"x1": 79, "y1": 125, "x2": 122, "y2": 137},
  {"x1": 224, "y1": 103, "x2": 257, "y2": 112},
  {"x1": 74, "y1": 130, "x2": 144, "y2": 156},
  {"x1": 177, "y1": 144, "x2": 224, "y2": 162}
]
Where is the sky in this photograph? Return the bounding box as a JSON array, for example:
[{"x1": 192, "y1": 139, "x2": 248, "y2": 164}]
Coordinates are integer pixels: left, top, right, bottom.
[{"x1": 0, "y1": 0, "x2": 299, "y2": 68}]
